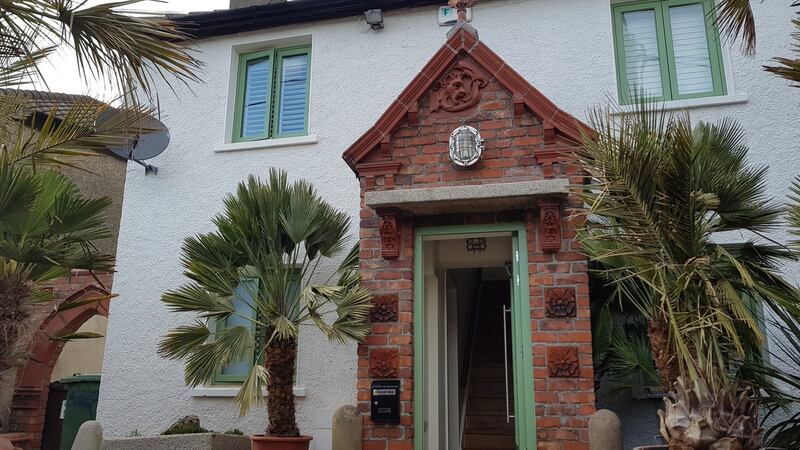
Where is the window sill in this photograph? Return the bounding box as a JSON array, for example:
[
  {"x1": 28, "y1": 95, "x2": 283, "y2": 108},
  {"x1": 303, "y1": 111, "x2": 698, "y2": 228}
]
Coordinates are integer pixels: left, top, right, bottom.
[
  {"x1": 189, "y1": 385, "x2": 307, "y2": 398},
  {"x1": 614, "y1": 93, "x2": 749, "y2": 114},
  {"x1": 214, "y1": 134, "x2": 318, "y2": 153}
]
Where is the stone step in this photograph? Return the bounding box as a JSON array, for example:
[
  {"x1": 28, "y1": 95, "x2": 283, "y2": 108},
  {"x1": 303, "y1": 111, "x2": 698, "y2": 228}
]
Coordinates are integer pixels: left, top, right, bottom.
[
  {"x1": 470, "y1": 367, "x2": 509, "y2": 382},
  {"x1": 469, "y1": 382, "x2": 512, "y2": 397},
  {"x1": 466, "y1": 399, "x2": 513, "y2": 416},
  {"x1": 462, "y1": 433, "x2": 516, "y2": 449},
  {"x1": 465, "y1": 414, "x2": 516, "y2": 432}
]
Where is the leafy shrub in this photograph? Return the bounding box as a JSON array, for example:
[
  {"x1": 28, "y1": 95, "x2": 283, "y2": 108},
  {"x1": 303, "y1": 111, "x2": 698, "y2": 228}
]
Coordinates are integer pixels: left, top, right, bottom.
[{"x1": 161, "y1": 422, "x2": 209, "y2": 435}]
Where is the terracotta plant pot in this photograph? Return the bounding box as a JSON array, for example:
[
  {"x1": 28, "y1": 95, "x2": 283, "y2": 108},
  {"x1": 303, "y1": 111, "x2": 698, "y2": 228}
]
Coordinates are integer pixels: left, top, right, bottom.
[{"x1": 251, "y1": 435, "x2": 312, "y2": 450}]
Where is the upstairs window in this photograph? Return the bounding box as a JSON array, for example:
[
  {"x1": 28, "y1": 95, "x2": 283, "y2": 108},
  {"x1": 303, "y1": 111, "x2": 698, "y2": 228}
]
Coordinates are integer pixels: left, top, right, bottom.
[
  {"x1": 612, "y1": 0, "x2": 726, "y2": 104},
  {"x1": 233, "y1": 46, "x2": 311, "y2": 142}
]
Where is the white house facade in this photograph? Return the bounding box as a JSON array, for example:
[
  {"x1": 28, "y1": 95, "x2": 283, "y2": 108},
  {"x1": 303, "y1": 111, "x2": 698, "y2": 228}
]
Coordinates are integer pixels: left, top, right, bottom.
[{"x1": 96, "y1": 1, "x2": 800, "y2": 449}]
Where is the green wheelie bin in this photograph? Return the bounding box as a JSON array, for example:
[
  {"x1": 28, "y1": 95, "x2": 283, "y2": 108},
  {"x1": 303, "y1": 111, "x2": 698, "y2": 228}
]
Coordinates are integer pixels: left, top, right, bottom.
[{"x1": 58, "y1": 375, "x2": 100, "y2": 450}]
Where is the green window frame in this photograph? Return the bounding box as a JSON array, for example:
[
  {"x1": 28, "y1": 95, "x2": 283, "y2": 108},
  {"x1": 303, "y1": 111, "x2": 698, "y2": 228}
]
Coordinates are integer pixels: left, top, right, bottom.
[
  {"x1": 214, "y1": 273, "x2": 301, "y2": 384},
  {"x1": 232, "y1": 45, "x2": 311, "y2": 142},
  {"x1": 612, "y1": 0, "x2": 727, "y2": 104}
]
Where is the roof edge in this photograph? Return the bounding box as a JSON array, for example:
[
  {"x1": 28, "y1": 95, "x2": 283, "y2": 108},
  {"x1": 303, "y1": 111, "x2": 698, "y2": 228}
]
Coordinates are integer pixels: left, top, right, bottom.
[{"x1": 173, "y1": 0, "x2": 445, "y2": 40}]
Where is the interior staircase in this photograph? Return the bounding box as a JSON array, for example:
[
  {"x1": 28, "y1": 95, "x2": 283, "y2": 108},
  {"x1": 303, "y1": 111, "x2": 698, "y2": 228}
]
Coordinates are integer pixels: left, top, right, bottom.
[{"x1": 461, "y1": 280, "x2": 516, "y2": 450}]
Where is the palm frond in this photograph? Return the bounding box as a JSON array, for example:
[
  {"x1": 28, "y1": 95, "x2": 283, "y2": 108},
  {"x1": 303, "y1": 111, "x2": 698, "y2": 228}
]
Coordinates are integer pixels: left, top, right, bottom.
[
  {"x1": 0, "y1": 0, "x2": 201, "y2": 101},
  {"x1": 714, "y1": 0, "x2": 757, "y2": 55},
  {"x1": 234, "y1": 363, "x2": 269, "y2": 417},
  {"x1": 764, "y1": 11, "x2": 800, "y2": 86},
  {"x1": 157, "y1": 321, "x2": 210, "y2": 359}
]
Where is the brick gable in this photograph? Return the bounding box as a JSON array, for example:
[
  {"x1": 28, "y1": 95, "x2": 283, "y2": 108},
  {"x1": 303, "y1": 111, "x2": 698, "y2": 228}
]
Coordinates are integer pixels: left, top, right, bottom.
[{"x1": 348, "y1": 26, "x2": 595, "y2": 450}]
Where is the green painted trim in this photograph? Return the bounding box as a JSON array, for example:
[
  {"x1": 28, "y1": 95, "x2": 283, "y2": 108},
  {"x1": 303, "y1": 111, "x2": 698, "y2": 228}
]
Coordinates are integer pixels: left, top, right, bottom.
[
  {"x1": 232, "y1": 49, "x2": 274, "y2": 143},
  {"x1": 413, "y1": 223, "x2": 536, "y2": 450},
  {"x1": 233, "y1": 45, "x2": 312, "y2": 142},
  {"x1": 612, "y1": 0, "x2": 726, "y2": 104},
  {"x1": 612, "y1": 1, "x2": 671, "y2": 104},
  {"x1": 660, "y1": 0, "x2": 727, "y2": 100},
  {"x1": 511, "y1": 228, "x2": 536, "y2": 450},
  {"x1": 413, "y1": 234, "x2": 425, "y2": 450},
  {"x1": 270, "y1": 45, "x2": 312, "y2": 139}
]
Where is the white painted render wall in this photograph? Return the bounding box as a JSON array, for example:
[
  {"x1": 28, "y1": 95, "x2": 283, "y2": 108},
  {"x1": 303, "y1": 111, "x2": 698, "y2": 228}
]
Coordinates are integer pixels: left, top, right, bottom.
[{"x1": 97, "y1": 0, "x2": 800, "y2": 445}]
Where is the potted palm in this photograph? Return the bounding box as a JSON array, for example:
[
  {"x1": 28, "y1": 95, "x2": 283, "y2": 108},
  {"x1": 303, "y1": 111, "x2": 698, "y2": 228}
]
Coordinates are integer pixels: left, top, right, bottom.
[{"x1": 158, "y1": 169, "x2": 372, "y2": 450}]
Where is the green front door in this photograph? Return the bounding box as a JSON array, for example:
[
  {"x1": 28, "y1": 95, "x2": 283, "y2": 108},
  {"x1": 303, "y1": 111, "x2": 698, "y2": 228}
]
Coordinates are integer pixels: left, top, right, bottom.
[{"x1": 413, "y1": 223, "x2": 536, "y2": 450}]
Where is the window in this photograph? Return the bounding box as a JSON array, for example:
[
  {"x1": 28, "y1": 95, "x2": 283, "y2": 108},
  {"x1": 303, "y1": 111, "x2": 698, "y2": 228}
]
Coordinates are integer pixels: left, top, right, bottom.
[
  {"x1": 612, "y1": 0, "x2": 726, "y2": 103},
  {"x1": 233, "y1": 46, "x2": 311, "y2": 142},
  {"x1": 215, "y1": 275, "x2": 300, "y2": 384},
  {"x1": 216, "y1": 278, "x2": 259, "y2": 383}
]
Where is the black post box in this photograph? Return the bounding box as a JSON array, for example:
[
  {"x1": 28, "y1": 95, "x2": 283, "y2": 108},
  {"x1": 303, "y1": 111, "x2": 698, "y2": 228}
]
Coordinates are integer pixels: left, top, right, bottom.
[{"x1": 371, "y1": 380, "x2": 400, "y2": 424}]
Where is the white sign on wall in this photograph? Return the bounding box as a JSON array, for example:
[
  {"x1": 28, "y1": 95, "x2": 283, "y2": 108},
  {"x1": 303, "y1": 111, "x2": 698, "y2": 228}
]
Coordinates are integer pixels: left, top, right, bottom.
[{"x1": 437, "y1": 6, "x2": 473, "y2": 26}]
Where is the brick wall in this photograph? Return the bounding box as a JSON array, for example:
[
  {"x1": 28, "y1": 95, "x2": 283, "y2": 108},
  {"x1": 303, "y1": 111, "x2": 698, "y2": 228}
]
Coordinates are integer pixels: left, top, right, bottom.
[
  {"x1": 355, "y1": 53, "x2": 595, "y2": 449},
  {"x1": 8, "y1": 270, "x2": 112, "y2": 450}
]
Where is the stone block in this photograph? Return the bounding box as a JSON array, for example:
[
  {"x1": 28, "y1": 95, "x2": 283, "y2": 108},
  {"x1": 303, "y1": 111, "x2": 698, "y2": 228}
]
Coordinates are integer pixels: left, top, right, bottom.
[
  {"x1": 332, "y1": 405, "x2": 361, "y2": 450},
  {"x1": 100, "y1": 434, "x2": 250, "y2": 450},
  {"x1": 589, "y1": 409, "x2": 622, "y2": 450},
  {"x1": 71, "y1": 421, "x2": 103, "y2": 450}
]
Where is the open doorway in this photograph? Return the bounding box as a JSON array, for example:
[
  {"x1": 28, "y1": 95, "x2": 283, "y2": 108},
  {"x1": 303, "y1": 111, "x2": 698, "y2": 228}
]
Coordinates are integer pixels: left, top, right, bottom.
[{"x1": 418, "y1": 230, "x2": 529, "y2": 450}]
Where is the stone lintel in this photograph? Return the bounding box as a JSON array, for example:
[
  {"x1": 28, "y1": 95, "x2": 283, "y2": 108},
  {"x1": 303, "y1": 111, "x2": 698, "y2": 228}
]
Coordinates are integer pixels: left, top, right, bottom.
[{"x1": 364, "y1": 179, "x2": 568, "y2": 215}]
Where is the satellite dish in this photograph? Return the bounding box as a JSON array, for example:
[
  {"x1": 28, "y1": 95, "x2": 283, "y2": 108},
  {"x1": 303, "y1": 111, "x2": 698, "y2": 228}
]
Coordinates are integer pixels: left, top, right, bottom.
[{"x1": 102, "y1": 110, "x2": 170, "y2": 175}]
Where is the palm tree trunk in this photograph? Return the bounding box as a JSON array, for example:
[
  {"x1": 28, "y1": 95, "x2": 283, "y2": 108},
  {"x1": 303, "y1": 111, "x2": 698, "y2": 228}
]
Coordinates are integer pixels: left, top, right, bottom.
[
  {"x1": 0, "y1": 276, "x2": 30, "y2": 430},
  {"x1": 0, "y1": 276, "x2": 30, "y2": 373},
  {"x1": 648, "y1": 316, "x2": 679, "y2": 389},
  {"x1": 264, "y1": 334, "x2": 300, "y2": 437}
]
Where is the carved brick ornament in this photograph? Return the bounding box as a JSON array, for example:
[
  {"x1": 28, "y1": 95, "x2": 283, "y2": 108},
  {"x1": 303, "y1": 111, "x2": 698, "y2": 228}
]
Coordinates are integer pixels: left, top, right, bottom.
[
  {"x1": 370, "y1": 348, "x2": 399, "y2": 378},
  {"x1": 371, "y1": 294, "x2": 399, "y2": 322},
  {"x1": 538, "y1": 201, "x2": 562, "y2": 253},
  {"x1": 431, "y1": 62, "x2": 488, "y2": 114},
  {"x1": 545, "y1": 288, "x2": 577, "y2": 318},
  {"x1": 547, "y1": 346, "x2": 580, "y2": 378},
  {"x1": 379, "y1": 213, "x2": 400, "y2": 260}
]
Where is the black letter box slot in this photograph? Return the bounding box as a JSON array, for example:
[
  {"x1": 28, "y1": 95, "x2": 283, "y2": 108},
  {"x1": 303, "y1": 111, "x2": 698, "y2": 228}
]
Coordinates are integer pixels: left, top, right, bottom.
[{"x1": 371, "y1": 380, "x2": 400, "y2": 424}]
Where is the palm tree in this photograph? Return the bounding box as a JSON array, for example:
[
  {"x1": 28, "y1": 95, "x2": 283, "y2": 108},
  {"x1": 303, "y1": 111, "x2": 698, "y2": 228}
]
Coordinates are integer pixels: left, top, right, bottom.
[
  {"x1": 574, "y1": 103, "x2": 800, "y2": 448},
  {"x1": 0, "y1": 162, "x2": 113, "y2": 424},
  {"x1": 0, "y1": 0, "x2": 201, "y2": 429},
  {"x1": 158, "y1": 169, "x2": 371, "y2": 437}
]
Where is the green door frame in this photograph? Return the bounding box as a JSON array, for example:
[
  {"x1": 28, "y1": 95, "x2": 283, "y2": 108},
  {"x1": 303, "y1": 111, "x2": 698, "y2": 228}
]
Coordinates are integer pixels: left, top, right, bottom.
[{"x1": 413, "y1": 223, "x2": 537, "y2": 450}]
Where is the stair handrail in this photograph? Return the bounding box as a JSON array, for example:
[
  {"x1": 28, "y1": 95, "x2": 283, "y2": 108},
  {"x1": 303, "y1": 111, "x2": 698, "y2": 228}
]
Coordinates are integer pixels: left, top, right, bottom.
[{"x1": 459, "y1": 269, "x2": 484, "y2": 446}]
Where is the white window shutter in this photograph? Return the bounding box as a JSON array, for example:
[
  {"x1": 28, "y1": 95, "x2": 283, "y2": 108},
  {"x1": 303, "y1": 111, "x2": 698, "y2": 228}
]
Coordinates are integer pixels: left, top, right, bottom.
[
  {"x1": 669, "y1": 4, "x2": 714, "y2": 95},
  {"x1": 277, "y1": 53, "x2": 309, "y2": 135},
  {"x1": 621, "y1": 9, "x2": 664, "y2": 98},
  {"x1": 242, "y1": 58, "x2": 271, "y2": 138}
]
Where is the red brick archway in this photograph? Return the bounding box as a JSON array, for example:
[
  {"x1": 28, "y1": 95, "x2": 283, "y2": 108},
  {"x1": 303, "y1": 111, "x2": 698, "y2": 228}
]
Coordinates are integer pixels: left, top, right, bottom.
[{"x1": 9, "y1": 274, "x2": 112, "y2": 450}]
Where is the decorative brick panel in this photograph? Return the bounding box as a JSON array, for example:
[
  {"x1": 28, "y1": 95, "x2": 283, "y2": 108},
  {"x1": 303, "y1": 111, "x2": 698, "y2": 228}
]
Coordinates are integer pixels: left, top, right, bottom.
[
  {"x1": 370, "y1": 294, "x2": 399, "y2": 322},
  {"x1": 538, "y1": 200, "x2": 562, "y2": 253},
  {"x1": 369, "y1": 348, "x2": 399, "y2": 378},
  {"x1": 547, "y1": 346, "x2": 580, "y2": 378},
  {"x1": 378, "y1": 212, "x2": 400, "y2": 260},
  {"x1": 545, "y1": 287, "x2": 577, "y2": 318}
]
